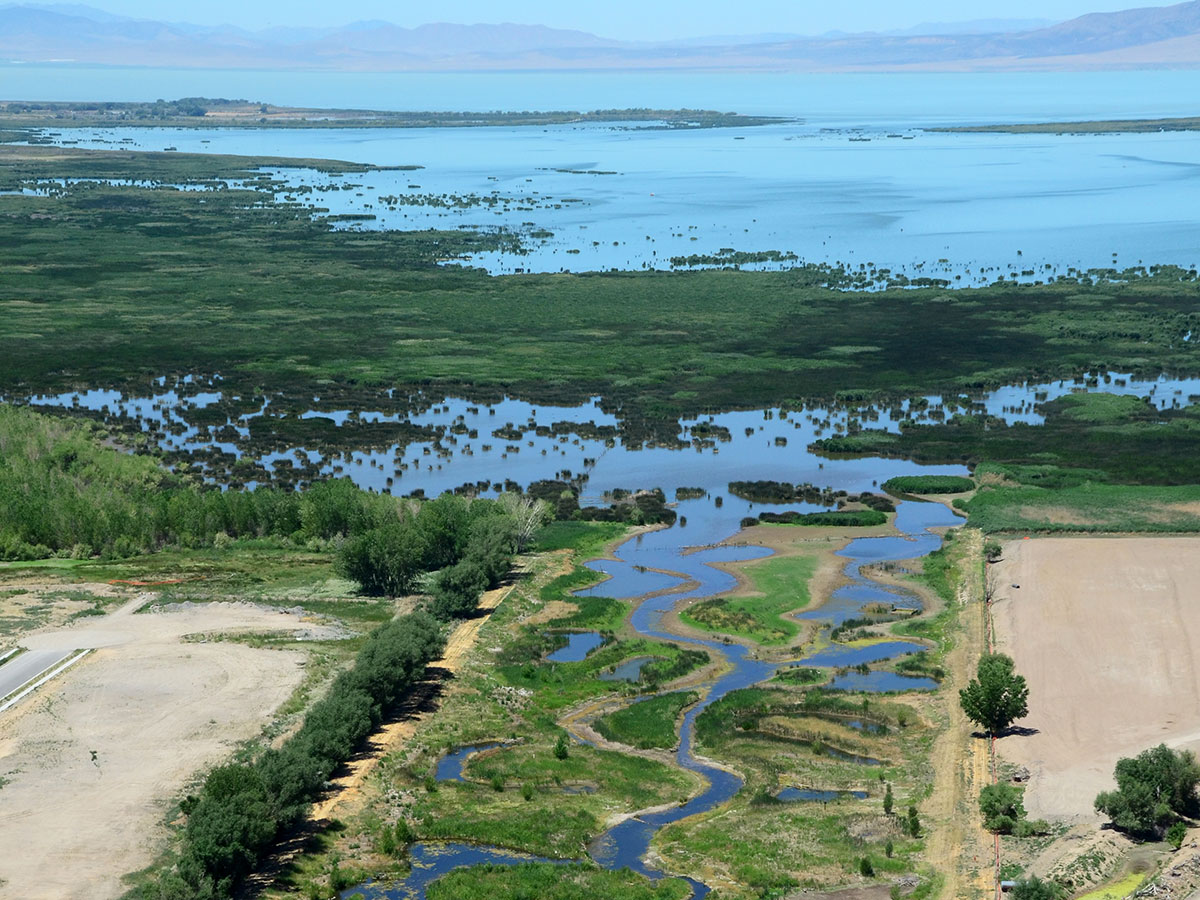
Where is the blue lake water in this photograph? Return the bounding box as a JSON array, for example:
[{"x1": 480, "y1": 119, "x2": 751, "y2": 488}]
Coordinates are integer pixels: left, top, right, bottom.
[
  {"x1": 799, "y1": 641, "x2": 924, "y2": 668},
  {"x1": 827, "y1": 671, "x2": 938, "y2": 692},
  {"x1": 11, "y1": 67, "x2": 1200, "y2": 124},
  {"x1": 345, "y1": 841, "x2": 573, "y2": 900},
  {"x1": 597, "y1": 656, "x2": 658, "y2": 682},
  {"x1": 15, "y1": 68, "x2": 1200, "y2": 279},
  {"x1": 18, "y1": 371, "x2": 1200, "y2": 499}
]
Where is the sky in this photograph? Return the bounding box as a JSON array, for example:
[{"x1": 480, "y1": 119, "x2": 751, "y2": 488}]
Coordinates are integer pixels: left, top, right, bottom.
[{"x1": 61, "y1": 0, "x2": 1156, "y2": 39}]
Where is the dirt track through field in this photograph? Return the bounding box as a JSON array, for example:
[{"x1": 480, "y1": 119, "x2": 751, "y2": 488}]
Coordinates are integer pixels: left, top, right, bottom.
[
  {"x1": 992, "y1": 537, "x2": 1200, "y2": 823},
  {"x1": 308, "y1": 577, "x2": 519, "y2": 823}
]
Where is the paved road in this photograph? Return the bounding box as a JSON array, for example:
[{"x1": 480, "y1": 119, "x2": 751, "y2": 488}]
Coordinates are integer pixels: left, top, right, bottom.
[{"x1": 0, "y1": 649, "x2": 74, "y2": 700}]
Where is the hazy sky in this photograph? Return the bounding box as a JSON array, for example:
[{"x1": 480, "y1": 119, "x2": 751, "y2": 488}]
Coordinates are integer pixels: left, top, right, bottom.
[{"x1": 77, "y1": 0, "x2": 1152, "y2": 39}]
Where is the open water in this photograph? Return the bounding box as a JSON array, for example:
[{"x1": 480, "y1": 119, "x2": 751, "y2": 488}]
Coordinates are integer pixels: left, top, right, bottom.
[{"x1": 11, "y1": 69, "x2": 1200, "y2": 279}]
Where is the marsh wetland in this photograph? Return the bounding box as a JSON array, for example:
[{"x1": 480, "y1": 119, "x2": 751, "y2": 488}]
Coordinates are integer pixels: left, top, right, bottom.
[{"x1": 5, "y1": 70, "x2": 1200, "y2": 900}]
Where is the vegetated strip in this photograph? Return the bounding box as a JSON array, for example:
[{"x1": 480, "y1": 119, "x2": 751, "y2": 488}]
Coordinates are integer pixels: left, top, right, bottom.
[
  {"x1": 0, "y1": 98, "x2": 787, "y2": 131},
  {"x1": 929, "y1": 117, "x2": 1200, "y2": 134}
]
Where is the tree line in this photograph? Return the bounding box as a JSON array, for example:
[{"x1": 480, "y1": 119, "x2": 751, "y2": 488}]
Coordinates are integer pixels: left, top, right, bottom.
[{"x1": 0, "y1": 406, "x2": 547, "y2": 609}]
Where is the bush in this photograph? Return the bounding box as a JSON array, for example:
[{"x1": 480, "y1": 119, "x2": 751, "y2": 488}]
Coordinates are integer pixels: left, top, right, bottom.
[
  {"x1": 882, "y1": 475, "x2": 974, "y2": 495},
  {"x1": 1013, "y1": 819, "x2": 1051, "y2": 838},
  {"x1": 980, "y1": 783, "x2": 1026, "y2": 833},
  {"x1": 428, "y1": 557, "x2": 489, "y2": 620},
  {"x1": 1010, "y1": 877, "x2": 1063, "y2": 900},
  {"x1": 1168, "y1": 820, "x2": 1187, "y2": 850}
]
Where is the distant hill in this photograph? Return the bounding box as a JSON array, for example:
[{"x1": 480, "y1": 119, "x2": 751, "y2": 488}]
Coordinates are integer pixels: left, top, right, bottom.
[{"x1": 0, "y1": 1, "x2": 1197, "y2": 71}]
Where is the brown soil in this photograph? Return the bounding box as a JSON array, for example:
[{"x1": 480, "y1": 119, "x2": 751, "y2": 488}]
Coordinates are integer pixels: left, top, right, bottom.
[
  {"x1": 0, "y1": 597, "x2": 344, "y2": 900},
  {"x1": 991, "y1": 537, "x2": 1200, "y2": 823}
]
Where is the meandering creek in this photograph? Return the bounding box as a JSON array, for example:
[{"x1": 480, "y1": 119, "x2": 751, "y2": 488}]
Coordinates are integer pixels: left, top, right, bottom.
[{"x1": 351, "y1": 495, "x2": 959, "y2": 898}]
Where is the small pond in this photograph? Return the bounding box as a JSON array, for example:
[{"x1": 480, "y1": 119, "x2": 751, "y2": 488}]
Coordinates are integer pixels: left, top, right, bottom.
[{"x1": 546, "y1": 631, "x2": 605, "y2": 662}]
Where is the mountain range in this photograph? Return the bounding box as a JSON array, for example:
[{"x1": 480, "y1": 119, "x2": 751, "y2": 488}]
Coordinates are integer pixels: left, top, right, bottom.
[{"x1": 1, "y1": 1, "x2": 1198, "y2": 71}]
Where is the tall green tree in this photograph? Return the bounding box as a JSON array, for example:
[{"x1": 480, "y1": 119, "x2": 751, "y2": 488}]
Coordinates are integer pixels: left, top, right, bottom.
[
  {"x1": 1094, "y1": 744, "x2": 1200, "y2": 836},
  {"x1": 959, "y1": 653, "x2": 1029, "y2": 735}
]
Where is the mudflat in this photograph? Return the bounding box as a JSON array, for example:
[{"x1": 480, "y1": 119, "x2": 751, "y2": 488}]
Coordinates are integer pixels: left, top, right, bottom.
[{"x1": 991, "y1": 537, "x2": 1200, "y2": 823}]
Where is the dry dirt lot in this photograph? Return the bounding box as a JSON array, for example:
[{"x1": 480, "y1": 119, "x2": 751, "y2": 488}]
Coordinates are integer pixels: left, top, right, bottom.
[
  {"x1": 0, "y1": 597, "x2": 344, "y2": 900},
  {"x1": 991, "y1": 537, "x2": 1200, "y2": 824}
]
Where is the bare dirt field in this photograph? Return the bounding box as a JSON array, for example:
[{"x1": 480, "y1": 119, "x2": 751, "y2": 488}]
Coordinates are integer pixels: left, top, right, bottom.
[
  {"x1": 991, "y1": 537, "x2": 1200, "y2": 824},
  {"x1": 0, "y1": 596, "x2": 344, "y2": 900}
]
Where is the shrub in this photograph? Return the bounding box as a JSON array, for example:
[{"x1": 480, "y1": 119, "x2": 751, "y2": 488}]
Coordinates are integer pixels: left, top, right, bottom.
[
  {"x1": 428, "y1": 557, "x2": 489, "y2": 620},
  {"x1": 882, "y1": 475, "x2": 974, "y2": 495},
  {"x1": 980, "y1": 783, "x2": 1026, "y2": 833},
  {"x1": 1010, "y1": 877, "x2": 1063, "y2": 900},
  {"x1": 1168, "y1": 820, "x2": 1187, "y2": 850}
]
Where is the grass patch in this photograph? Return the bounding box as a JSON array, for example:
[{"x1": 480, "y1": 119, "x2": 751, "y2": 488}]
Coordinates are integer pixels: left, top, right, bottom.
[
  {"x1": 681, "y1": 552, "x2": 817, "y2": 645},
  {"x1": 594, "y1": 691, "x2": 700, "y2": 749},
  {"x1": 1074, "y1": 873, "x2": 1146, "y2": 900},
  {"x1": 962, "y1": 481, "x2": 1200, "y2": 533},
  {"x1": 883, "y1": 475, "x2": 974, "y2": 494},
  {"x1": 426, "y1": 863, "x2": 692, "y2": 900},
  {"x1": 533, "y1": 521, "x2": 627, "y2": 555}
]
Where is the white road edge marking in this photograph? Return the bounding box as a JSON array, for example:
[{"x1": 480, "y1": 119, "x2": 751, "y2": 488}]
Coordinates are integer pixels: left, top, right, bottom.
[{"x1": 0, "y1": 649, "x2": 91, "y2": 714}]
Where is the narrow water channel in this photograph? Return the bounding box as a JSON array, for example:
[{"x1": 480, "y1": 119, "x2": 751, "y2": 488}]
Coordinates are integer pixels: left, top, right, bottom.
[{"x1": 350, "y1": 498, "x2": 959, "y2": 899}]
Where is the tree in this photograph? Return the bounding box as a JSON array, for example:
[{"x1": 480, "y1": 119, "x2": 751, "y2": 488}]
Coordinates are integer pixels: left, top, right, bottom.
[
  {"x1": 883, "y1": 783, "x2": 894, "y2": 815},
  {"x1": 906, "y1": 805, "x2": 921, "y2": 837},
  {"x1": 497, "y1": 493, "x2": 551, "y2": 551},
  {"x1": 1094, "y1": 744, "x2": 1200, "y2": 837},
  {"x1": 427, "y1": 557, "x2": 489, "y2": 621},
  {"x1": 979, "y1": 783, "x2": 1026, "y2": 833},
  {"x1": 336, "y1": 521, "x2": 429, "y2": 596},
  {"x1": 553, "y1": 733, "x2": 570, "y2": 760},
  {"x1": 959, "y1": 653, "x2": 1029, "y2": 735}
]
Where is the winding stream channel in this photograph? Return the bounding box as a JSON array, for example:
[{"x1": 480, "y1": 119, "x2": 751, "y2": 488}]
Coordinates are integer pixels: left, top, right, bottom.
[{"x1": 350, "y1": 498, "x2": 960, "y2": 899}]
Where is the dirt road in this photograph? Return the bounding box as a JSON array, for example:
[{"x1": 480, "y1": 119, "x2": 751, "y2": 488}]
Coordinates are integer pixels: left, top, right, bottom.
[
  {"x1": 309, "y1": 577, "x2": 519, "y2": 823},
  {"x1": 992, "y1": 537, "x2": 1200, "y2": 822}
]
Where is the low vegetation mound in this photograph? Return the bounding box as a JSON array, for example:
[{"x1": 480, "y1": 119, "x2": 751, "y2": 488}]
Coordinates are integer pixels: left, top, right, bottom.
[
  {"x1": 593, "y1": 692, "x2": 700, "y2": 750},
  {"x1": 882, "y1": 475, "x2": 974, "y2": 494},
  {"x1": 746, "y1": 509, "x2": 888, "y2": 527}
]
